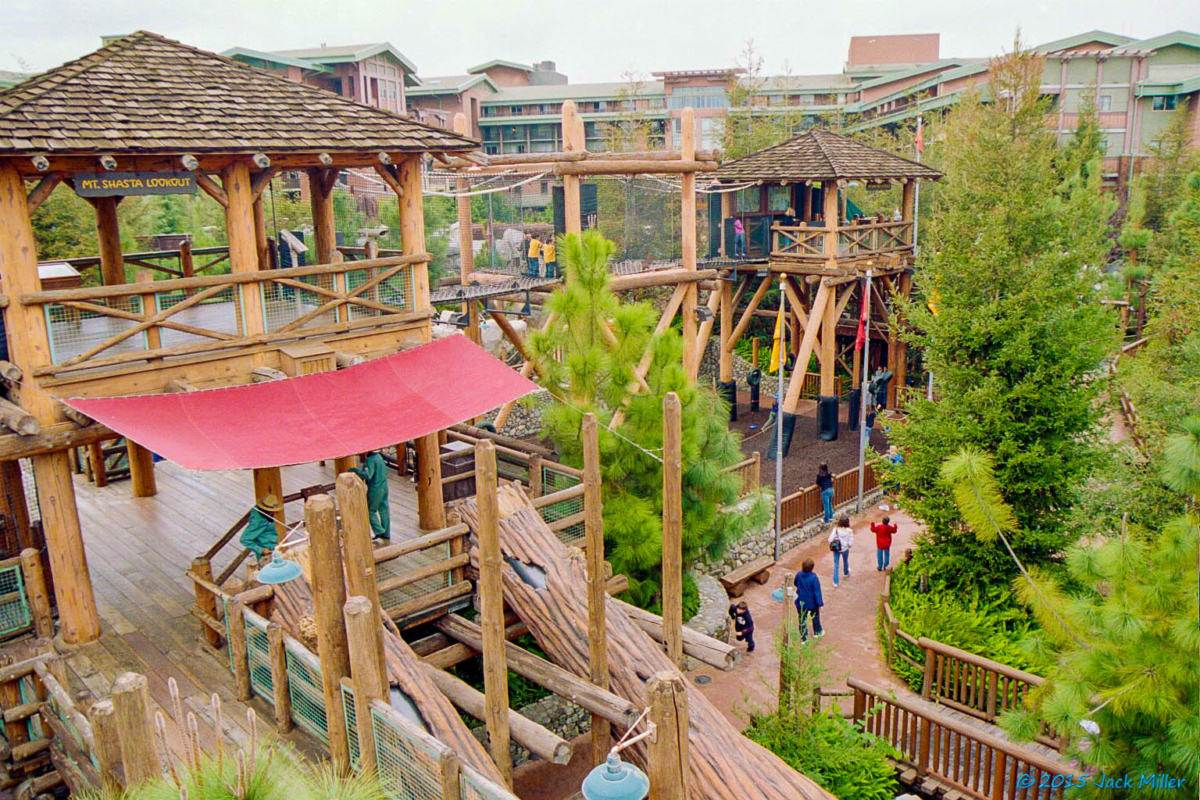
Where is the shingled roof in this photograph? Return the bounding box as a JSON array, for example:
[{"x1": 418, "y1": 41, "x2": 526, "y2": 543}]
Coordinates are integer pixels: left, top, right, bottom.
[
  {"x1": 0, "y1": 31, "x2": 479, "y2": 156},
  {"x1": 714, "y1": 129, "x2": 941, "y2": 183}
]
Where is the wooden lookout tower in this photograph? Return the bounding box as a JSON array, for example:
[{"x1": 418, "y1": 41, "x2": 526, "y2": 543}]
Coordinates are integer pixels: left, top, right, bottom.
[
  {"x1": 711, "y1": 130, "x2": 941, "y2": 453},
  {"x1": 0, "y1": 31, "x2": 481, "y2": 644}
]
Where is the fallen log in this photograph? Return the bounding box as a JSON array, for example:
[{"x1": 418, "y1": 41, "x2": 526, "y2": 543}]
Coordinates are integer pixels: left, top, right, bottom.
[
  {"x1": 269, "y1": 575, "x2": 503, "y2": 784},
  {"x1": 613, "y1": 598, "x2": 741, "y2": 671},
  {"x1": 435, "y1": 614, "x2": 640, "y2": 729},
  {"x1": 456, "y1": 485, "x2": 833, "y2": 800},
  {"x1": 0, "y1": 398, "x2": 38, "y2": 436},
  {"x1": 422, "y1": 664, "x2": 573, "y2": 765}
]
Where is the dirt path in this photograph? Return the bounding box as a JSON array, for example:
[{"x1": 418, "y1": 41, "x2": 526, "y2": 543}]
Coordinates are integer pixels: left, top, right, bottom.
[{"x1": 693, "y1": 499, "x2": 918, "y2": 725}]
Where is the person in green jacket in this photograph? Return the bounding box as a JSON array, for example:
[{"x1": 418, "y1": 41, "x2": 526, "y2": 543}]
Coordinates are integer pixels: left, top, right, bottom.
[
  {"x1": 350, "y1": 451, "x2": 390, "y2": 540},
  {"x1": 240, "y1": 494, "x2": 283, "y2": 560}
]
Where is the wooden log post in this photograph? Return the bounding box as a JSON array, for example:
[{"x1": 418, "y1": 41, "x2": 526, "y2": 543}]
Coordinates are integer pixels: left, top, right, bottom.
[
  {"x1": 820, "y1": 279, "x2": 837, "y2": 398},
  {"x1": 581, "y1": 414, "x2": 611, "y2": 765},
  {"x1": 781, "y1": 281, "x2": 830, "y2": 415},
  {"x1": 337, "y1": 473, "x2": 388, "y2": 686},
  {"x1": 719, "y1": 190, "x2": 732, "y2": 256},
  {"x1": 267, "y1": 621, "x2": 293, "y2": 733},
  {"x1": 226, "y1": 598, "x2": 253, "y2": 701},
  {"x1": 95, "y1": 196, "x2": 126, "y2": 287},
  {"x1": 453, "y1": 114, "x2": 480, "y2": 344},
  {"x1": 306, "y1": 493, "x2": 352, "y2": 773},
  {"x1": 892, "y1": 271, "x2": 911, "y2": 407},
  {"x1": 0, "y1": 162, "x2": 99, "y2": 644},
  {"x1": 252, "y1": 196, "x2": 270, "y2": 272},
  {"x1": 823, "y1": 181, "x2": 839, "y2": 264},
  {"x1": 718, "y1": 276, "x2": 733, "y2": 383},
  {"x1": 110, "y1": 672, "x2": 160, "y2": 785},
  {"x1": 528, "y1": 453, "x2": 543, "y2": 498},
  {"x1": 562, "y1": 101, "x2": 584, "y2": 235},
  {"x1": 0, "y1": 461, "x2": 31, "y2": 550},
  {"x1": 344, "y1": 595, "x2": 387, "y2": 774},
  {"x1": 191, "y1": 557, "x2": 222, "y2": 647},
  {"x1": 19, "y1": 548, "x2": 53, "y2": 640},
  {"x1": 647, "y1": 671, "x2": 689, "y2": 800},
  {"x1": 415, "y1": 433, "x2": 446, "y2": 531},
  {"x1": 778, "y1": 572, "x2": 796, "y2": 712},
  {"x1": 921, "y1": 646, "x2": 936, "y2": 700},
  {"x1": 475, "y1": 440, "x2": 513, "y2": 785},
  {"x1": 88, "y1": 699, "x2": 122, "y2": 789},
  {"x1": 252, "y1": 466, "x2": 285, "y2": 537},
  {"x1": 680, "y1": 108, "x2": 699, "y2": 378},
  {"x1": 662, "y1": 393, "x2": 684, "y2": 669},
  {"x1": 395, "y1": 154, "x2": 431, "y2": 315},
  {"x1": 222, "y1": 163, "x2": 267, "y2": 339},
  {"x1": 309, "y1": 167, "x2": 344, "y2": 322},
  {"x1": 439, "y1": 751, "x2": 462, "y2": 800}
]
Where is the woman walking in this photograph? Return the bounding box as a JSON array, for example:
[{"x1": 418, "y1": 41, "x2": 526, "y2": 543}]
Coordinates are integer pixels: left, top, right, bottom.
[
  {"x1": 871, "y1": 515, "x2": 897, "y2": 571},
  {"x1": 828, "y1": 516, "x2": 853, "y2": 587},
  {"x1": 815, "y1": 463, "x2": 834, "y2": 523}
]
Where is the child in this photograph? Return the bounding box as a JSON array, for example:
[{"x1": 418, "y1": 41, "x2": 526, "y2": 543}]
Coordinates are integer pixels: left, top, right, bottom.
[
  {"x1": 828, "y1": 516, "x2": 854, "y2": 587},
  {"x1": 728, "y1": 601, "x2": 755, "y2": 652},
  {"x1": 871, "y1": 515, "x2": 897, "y2": 570},
  {"x1": 526, "y1": 233, "x2": 541, "y2": 277},
  {"x1": 542, "y1": 236, "x2": 557, "y2": 278}
]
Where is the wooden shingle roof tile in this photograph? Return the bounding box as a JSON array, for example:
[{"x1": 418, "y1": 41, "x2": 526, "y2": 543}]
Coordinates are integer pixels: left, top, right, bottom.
[
  {"x1": 0, "y1": 31, "x2": 478, "y2": 156},
  {"x1": 714, "y1": 129, "x2": 941, "y2": 183}
]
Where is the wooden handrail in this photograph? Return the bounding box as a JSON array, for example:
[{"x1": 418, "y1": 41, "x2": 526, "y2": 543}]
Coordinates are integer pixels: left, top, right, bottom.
[
  {"x1": 373, "y1": 523, "x2": 469, "y2": 563},
  {"x1": 917, "y1": 637, "x2": 1045, "y2": 688},
  {"x1": 531, "y1": 483, "x2": 585, "y2": 509},
  {"x1": 22, "y1": 253, "x2": 430, "y2": 305}
]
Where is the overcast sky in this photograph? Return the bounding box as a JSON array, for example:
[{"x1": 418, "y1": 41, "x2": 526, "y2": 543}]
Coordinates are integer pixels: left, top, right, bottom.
[{"x1": 5, "y1": 0, "x2": 1198, "y2": 81}]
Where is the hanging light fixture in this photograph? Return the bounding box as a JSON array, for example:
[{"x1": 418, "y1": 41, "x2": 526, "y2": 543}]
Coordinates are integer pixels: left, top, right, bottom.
[
  {"x1": 581, "y1": 753, "x2": 649, "y2": 800},
  {"x1": 257, "y1": 551, "x2": 302, "y2": 585}
]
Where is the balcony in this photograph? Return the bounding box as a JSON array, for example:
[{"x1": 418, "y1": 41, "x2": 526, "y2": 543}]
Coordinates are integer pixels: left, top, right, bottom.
[{"x1": 771, "y1": 219, "x2": 914, "y2": 263}]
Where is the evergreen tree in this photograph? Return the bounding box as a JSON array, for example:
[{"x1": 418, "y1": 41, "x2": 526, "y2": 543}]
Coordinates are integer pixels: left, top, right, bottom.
[
  {"x1": 888, "y1": 43, "x2": 1119, "y2": 589},
  {"x1": 527, "y1": 231, "x2": 769, "y2": 609},
  {"x1": 942, "y1": 436, "x2": 1199, "y2": 799}
]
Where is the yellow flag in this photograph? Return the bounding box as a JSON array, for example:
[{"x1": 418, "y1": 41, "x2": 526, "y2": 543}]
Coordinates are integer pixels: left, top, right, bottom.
[{"x1": 769, "y1": 304, "x2": 784, "y2": 373}]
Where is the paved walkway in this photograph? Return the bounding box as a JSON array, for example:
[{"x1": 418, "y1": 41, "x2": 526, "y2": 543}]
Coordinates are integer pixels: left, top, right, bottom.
[{"x1": 693, "y1": 499, "x2": 918, "y2": 723}]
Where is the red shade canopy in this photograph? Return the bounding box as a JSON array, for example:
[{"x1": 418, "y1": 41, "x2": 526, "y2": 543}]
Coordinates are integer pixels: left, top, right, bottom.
[{"x1": 65, "y1": 336, "x2": 539, "y2": 471}]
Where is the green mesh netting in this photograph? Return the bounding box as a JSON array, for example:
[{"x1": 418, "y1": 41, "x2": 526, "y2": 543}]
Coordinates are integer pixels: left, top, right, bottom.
[
  {"x1": 370, "y1": 706, "x2": 443, "y2": 800},
  {"x1": 537, "y1": 467, "x2": 584, "y2": 545},
  {"x1": 244, "y1": 612, "x2": 273, "y2": 701},
  {"x1": 285, "y1": 641, "x2": 328, "y2": 744},
  {"x1": 0, "y1": 564, "x2": 32, "y2": 637},
  {"x1": 342, "y1": 682, "x2": 361, "y2": 771}
]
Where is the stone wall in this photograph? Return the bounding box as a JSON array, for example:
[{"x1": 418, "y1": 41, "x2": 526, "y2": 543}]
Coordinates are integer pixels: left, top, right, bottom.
[{"x1": 480, "y1": 389, "x2": 552, "y2": 439}]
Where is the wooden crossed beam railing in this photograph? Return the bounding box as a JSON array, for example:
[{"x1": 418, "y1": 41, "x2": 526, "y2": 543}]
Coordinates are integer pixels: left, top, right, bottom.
[
  {"x1": 21, "y1": 254, "x2": 430, "y2": 377},
  {"x1": 838, "y1": 220, "x2": 914, "y2": 256},
  {"x1": 771, "y1": 225, "x2": 826, "y2": 257}
]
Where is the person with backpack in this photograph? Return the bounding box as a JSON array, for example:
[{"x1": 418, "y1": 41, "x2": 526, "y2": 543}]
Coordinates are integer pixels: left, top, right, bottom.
[
  {"x1": 815, "y1": 463, "x2": 834, "y2": 523},
  {"x1": 871, "y1": 515, "x2": 897, "y2": 571},
  {"x1": 828, "y1": 516, "x2": 854, "y2": 587},
  {"x1": 728, "y1": 600, "x2": 755, "y2": 653},
  {"x1": 793, "y1": 559, "x2": 824, "y2": 641}
]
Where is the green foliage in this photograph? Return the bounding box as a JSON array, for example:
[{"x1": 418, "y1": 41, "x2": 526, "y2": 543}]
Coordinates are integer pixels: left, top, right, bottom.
[
  {"x1": 889, "y1": 43, "x2": 1120, "y2": 599},
  {"x1": 84, "y1": 739, "x2": 388, "y2": 800},
  {"x1": 28, "y1": 184, "x2": 100, "y2": 261},
  {"x1": 452, "y1": 634, "x2": 553, "y2": 711},
  {"x1": 529, "y1": 231, "x2": 770, "y2": 609}
]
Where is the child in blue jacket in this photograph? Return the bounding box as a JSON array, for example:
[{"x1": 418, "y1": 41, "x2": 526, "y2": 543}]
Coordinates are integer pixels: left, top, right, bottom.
[
  {"x1": 728, "y1": 601, "x2": 755, "y2": 652},
  {"x1": 793, "y1": 559, "x2": 825, "y2": 641}
]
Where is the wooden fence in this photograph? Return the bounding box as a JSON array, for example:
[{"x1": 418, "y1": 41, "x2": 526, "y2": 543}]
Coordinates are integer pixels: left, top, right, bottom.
[
  {"x1": 724, "y1": 452, "x2": 761, "y2": 499},
  {"x1": 61, "y1": 243, "x2": 230, "y2": 280},
  {"x1": 878, "y1": 573, "x2": 1061, "y2": 749},
  {"x1": 778, "y1": 463, "x2": 877, "y2": 532},
  {"x1": 850, "y1": 677, "x2": 1070, "y2": 800},
  {"x1": 0, "y1": 550, "x2": 54, "y2": 644}
]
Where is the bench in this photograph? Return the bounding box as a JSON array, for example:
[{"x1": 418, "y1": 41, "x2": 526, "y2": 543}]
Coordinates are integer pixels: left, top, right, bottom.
[{"x1": 719, "y1": 555, "x2": 774, "y2": 598}]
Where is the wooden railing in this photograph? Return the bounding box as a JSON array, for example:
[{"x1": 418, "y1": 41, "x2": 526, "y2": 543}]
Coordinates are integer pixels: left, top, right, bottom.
[
  {"x1": 850, "y1": 677, "x2": 1070, "y2": 800},
  {"x1": 778, "y1": 463, "x2": 877, "y2": 532},
  {"x1": 373, "y1": 520, "x2": 473, "y2": 628},
  {"x1": 723, "y1": 452, "x2": 761, "y2": 499},
  {"x1": 794, "y1": 373, "x2": 844, "y2": 399},
  {"x1": 771, "y1": 220, "x2": 913, "y2": 261},
  {"x1": 21, "y1": 253, "x2": 428, "y2": 378},
  {"x1": 0, "y1": 549, "x2": 55, "y2": 643},
  {"x1": 62, "y1": 243, "x2": 230, "y2": 280}
]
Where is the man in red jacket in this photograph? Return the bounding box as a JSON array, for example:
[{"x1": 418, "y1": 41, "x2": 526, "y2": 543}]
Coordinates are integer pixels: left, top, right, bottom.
[{"x1": 871, "y1": 515, "x2": 897, "y2": 571}]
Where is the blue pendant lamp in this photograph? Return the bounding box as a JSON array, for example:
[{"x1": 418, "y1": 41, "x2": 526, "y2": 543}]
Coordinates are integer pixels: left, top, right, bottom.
[
  {"x1": 581, "y1": 753, "x2": 649, "y2": 800},
  {"x1": 257, "y1": 551, "x2": 303, "y2": 585}
]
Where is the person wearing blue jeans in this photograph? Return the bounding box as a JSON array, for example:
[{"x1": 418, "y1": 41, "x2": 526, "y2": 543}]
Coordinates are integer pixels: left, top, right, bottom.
[
  {"x1": 815, "y1": 462, "x2": 834, "y2": 523},
  {"x1": 793, "y1": 559, "x2": 824, "y2": 641},
  {"x1": 828, "y1": 517, "x2": 853, "y2": 587}
]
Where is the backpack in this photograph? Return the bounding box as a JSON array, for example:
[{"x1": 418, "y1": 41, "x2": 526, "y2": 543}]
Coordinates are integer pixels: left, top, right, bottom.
[{"x1": 829, "y1": 532, "x2": 842, "y2": 553}]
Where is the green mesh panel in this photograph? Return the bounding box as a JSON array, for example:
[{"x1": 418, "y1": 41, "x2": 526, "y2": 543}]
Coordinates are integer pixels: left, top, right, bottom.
[
  {"x1": 244, "y1": 613, "x2": 273, "y2": 701},
  {"x1": 17, "y1": 675, "x2": 43, "y2": 741},
  {"x1": 0, "y1": 564, "x2": 32, "y2": 637},
  {"x1": 284, "y1": 640, "x2": 328, "y2": 743},
  {"x1": 377, "y1": 542, "x2": 450, "y2": 616},
  {"x1": 537, "y1": 467, "x2": 584, "y2": 545},
  {"x1": 370, "y1": 707, "x2": 443, "y2": 800},
  {"x1": 341, "y1": 682, "x2": 361, "y2": 771},
  {"x1": 496, "y1": 453, "x2": 530, "y2": 484}
]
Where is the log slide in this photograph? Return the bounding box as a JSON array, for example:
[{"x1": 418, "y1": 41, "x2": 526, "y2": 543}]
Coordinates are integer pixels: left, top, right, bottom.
[
  {"x1": 269, "y1": 576, "x2": 504, "y2": 785},
  {"x1": 455, "y1": 485, "x2": 834, "y2": 800}
]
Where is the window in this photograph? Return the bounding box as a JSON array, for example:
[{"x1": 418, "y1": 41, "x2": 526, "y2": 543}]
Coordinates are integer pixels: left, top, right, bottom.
[
  {"x1": 1152, "y1": 96, "x2": 1177, "y2": 111},
  {"x1": 1097, "y1": 95, "x2": 1112, "y2": 112},
  {"x1": 735, "y1": 188, "x2": 760, "y2": 213},
  {"x1": 768, "y1": 185, "x2": 791, "y2": 213},
  {"x1": 667, "y1": 86, "x2": 729, "y2": 110}
]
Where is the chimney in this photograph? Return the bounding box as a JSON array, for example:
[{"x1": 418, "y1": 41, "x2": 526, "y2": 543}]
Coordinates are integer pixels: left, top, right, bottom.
[{"x1": 529, "y1": 60, "x2": 568, "y2": 86}]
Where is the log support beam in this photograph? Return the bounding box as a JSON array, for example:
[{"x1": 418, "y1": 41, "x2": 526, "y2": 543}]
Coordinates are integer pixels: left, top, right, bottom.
[
  {"x1": 581, "y1": 414, "x2": 611, "y2": 765},
  {"x1": 475, "y1": 440, "x2": 512, "y2": 786},
  {"x1": 306, "y1": 494, "x2": 352, "y2": 774}
]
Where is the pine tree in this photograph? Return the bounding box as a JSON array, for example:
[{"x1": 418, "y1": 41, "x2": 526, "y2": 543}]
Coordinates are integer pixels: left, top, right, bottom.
[
  {"x1": 527, "y1": 231, "x2": 769, "y2": 609},
  {"x1": 888, "y1": 43, "x2": 1119, "y2": 588},
  {"x1": 941, "y1": 435, "x2": 1200, "y2": 799}
]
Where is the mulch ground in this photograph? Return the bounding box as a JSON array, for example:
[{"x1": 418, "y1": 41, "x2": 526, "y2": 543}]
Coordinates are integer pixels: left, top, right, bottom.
[{"x1": 728, "y1": 390, "x2": 891, "y2": 494}]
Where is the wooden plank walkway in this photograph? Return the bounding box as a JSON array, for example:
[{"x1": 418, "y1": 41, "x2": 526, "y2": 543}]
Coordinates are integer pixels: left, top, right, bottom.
[{"x1": 54, "y1": 457, "x2": 424, "y2": 763}]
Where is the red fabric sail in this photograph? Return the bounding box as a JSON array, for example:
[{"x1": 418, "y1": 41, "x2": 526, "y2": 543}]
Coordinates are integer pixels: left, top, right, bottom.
[{"x1": 64, "y1": 336, "x2": 539, "y2": 471}]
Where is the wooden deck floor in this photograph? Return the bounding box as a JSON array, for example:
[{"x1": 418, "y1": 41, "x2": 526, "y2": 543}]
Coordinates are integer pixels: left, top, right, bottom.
[{"x1": 54, "y1": 458, "x2": 424, "y2": 762}]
